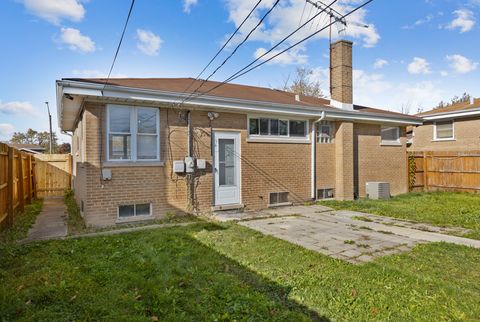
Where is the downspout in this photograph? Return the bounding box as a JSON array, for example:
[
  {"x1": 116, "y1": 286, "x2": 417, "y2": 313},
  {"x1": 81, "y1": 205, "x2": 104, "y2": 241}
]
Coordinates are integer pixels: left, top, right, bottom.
[
  {"x1": 311, "y1": 111, "x2": 326, "y2": 200},
  {"x1": 186, "y1": 110, "x2": 195, "y2": 211}
]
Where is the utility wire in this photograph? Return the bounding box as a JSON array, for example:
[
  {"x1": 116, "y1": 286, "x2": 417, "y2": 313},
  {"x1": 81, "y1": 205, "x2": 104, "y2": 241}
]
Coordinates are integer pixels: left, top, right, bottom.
[
  {"x1": 182, "y1": 0, "x2": 339, "y2": 103},
  {"x1": 298, "y1": 0, "x2": 308, "y2": 26},
  {"x1": 185, "y1": 0, "x2": 374, "y2": 102},
  {"x1": 102, "y1": 0, "x2": 135, "y2": 94},
  {"x1": 181, "y1": 0, "x2": 264, "y2": 95},
  {"x1": 180, "y1": 0, "x2": 281, "y2": 104}
]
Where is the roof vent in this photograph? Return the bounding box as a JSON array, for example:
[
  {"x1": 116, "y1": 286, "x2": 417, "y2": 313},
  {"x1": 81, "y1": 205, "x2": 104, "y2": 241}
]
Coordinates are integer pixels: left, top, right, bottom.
[
  {"x1": 295, "y1": 94, "x2": 300, "y2": 102},
  {"x1": 470, "y1": 97, "x2": 475, "y2": 105}
]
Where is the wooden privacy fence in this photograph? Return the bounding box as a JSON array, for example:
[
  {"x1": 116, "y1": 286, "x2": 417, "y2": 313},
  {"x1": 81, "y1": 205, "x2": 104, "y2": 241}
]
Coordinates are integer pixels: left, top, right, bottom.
[
  {"x1": 0, "y1": 143, "x2": 35, "y2": 229},
  {"x1": 409, "y1": 151, "x2": 480, "y2": 193},
  {"x1": 0, "y1": 142, "x2": 72, "y2": 229},
  {"x1": 34, "y1": 154, "x2": 72, "y2": 198}
]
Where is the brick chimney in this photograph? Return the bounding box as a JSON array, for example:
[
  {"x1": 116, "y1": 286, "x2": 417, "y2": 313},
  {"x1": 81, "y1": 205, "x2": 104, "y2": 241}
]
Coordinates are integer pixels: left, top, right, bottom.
[
  {"x1": 330, "y1": 40, "x2": 353, "y2": 111},
  {"x1": 331, "y1": 40, "x2": 355, "y2": 200}
]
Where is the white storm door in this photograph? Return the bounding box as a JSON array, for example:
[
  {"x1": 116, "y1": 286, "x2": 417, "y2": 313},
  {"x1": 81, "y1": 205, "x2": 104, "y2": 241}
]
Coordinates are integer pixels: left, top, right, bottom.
[{"x1": 214, "y1": 132, "x2": 240, "y2": 206}]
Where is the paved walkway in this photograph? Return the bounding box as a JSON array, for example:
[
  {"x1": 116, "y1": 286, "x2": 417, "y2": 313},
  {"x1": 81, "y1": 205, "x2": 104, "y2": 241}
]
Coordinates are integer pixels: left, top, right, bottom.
[
  {"x1": 236, "y1": 205, "x2": 480, "y2": 264},
  {"x1": 24, "y1": 197, "x2": 67, "y2": 242}
]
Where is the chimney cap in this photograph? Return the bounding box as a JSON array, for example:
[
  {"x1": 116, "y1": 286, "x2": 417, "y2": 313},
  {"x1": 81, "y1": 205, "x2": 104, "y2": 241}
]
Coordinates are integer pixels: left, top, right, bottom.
[{"x1": 331, "y1": 39, "x2": 353, "y2": 46}]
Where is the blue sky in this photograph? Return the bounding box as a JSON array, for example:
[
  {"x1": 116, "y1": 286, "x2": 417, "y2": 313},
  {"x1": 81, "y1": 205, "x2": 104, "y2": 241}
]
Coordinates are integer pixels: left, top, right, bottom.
[{"x1": 0, "y1": 0, "x2": 479, "y2": 142}]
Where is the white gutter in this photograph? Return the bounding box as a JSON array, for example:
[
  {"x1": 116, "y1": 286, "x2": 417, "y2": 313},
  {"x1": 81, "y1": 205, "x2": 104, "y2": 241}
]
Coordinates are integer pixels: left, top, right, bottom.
[
  {"x1": 311, "y1": 111, "x2": 326, "y2": 199},
  {"x1": 56, "y1": 80, "x2": 423, "y2": 129},
  {"x1": 421, "y1": 108, "x2": 480, "y2": 121}
]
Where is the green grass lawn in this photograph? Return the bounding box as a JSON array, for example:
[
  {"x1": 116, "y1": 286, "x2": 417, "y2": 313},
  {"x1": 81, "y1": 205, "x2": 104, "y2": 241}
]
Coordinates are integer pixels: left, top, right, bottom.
[
  {"x1": 320, "y1": 192, "x2": 480, "y2": 240},
  {"x1": 1, "y1": 219, "x2": 479, "y2": 321}
]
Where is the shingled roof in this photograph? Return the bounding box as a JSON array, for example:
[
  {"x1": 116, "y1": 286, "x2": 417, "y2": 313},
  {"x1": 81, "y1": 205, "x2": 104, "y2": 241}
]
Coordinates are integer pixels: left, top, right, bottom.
[
  {"x1": 63, "y1": 77, "x2": 420, "y2": 121},
  {"x1": 416, "y1": 98, "x2": 480, "y2": 117}
]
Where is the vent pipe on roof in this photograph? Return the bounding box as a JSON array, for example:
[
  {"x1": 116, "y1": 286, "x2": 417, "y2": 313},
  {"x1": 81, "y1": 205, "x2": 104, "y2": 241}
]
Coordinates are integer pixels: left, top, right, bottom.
[
  {"x1": 470, "y1": 97, "x2": 475, "y2": 105},
  {"x1": 295, "y1": 94, "x2": 300, "y2": 102}
]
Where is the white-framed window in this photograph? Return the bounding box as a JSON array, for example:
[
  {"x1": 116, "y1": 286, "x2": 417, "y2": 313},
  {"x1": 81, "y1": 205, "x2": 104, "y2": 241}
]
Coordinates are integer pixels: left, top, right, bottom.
[
  {"x1": 248, "y1": 117, "x2": 308, "y2": 138},
  {"x1": 107, "y1": 105, "x2": 160, "y2": 161},
  {"x1": 434, "y1": 121, "x2": 454, "y2": 140},
  {"x1": 118, "y1": 203, "x2": 152, "y2": 218},
  {"x1": 316, "y1": 121, "x2": 334, "y2": 144},
  {"x1": 380, "y1": 126, "x2": 400, "y2": 144}
]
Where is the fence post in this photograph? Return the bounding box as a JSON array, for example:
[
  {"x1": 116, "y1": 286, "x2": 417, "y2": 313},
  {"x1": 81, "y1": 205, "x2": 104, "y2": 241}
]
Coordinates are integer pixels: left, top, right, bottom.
[
  {"x1": 26, "y1": 155, "x2": 32, "y2": 204},
  {"x1": 18, "y1": 153, "x2": 25, "y2": 213},
  {"x1": 7, "y1": 147, "x2": 14, "y2": 227},
  {"x1": 423, "y1": 151, "x2": 428, "y2": 191}
]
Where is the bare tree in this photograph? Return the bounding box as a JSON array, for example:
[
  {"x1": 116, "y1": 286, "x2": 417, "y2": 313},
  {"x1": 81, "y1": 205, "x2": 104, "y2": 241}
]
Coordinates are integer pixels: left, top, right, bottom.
[
  {"x1": 281, "y1": 67, "x2": 325, "y2": 98},
  {"x1": 435, "y1": 92, "x2": 471, "y2": 109}
]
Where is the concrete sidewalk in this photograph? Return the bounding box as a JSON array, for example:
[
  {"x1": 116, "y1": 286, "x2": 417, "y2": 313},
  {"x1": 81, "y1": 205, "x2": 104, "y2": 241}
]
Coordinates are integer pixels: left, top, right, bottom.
[{"x1": 24, "y1": 197, "x2": 67, "y2": 242}]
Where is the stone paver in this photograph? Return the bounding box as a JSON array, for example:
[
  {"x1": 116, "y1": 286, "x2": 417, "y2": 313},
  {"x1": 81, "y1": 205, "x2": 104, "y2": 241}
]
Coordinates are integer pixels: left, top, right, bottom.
[
  {"x1": 23, "y1": 197, "x2": 67, "y2": 242},
  {"x1": 237, "y1": 205, "x2": 480, "y2": 264}
]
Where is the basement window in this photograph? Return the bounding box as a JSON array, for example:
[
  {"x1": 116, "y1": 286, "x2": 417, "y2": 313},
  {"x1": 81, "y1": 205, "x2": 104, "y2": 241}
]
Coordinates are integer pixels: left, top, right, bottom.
[
  {"x1": 317, "y1": 188, "x2": 335, "y2": 200},
  {"x1": 118, "y1": 203, "x2": 152, "y2": 218},
  {"x1": 269, "y1": 192, "x2": 289, "y2": 205}
]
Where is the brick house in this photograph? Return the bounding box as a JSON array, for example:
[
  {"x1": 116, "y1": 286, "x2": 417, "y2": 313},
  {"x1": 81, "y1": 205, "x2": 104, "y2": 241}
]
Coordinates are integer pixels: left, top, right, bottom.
[
  {"x1": 409, "y1": 98, "x2": 480, "y2": 151},
  {"x1": 56, "y1": 40, "x2": 421, "y2": 227}
]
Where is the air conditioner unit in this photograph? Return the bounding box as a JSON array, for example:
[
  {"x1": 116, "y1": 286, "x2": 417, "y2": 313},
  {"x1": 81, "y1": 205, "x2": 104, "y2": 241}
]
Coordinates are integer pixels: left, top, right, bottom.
[{"x1": 366, "y1": 182, "x2": 390, "y2": 200}]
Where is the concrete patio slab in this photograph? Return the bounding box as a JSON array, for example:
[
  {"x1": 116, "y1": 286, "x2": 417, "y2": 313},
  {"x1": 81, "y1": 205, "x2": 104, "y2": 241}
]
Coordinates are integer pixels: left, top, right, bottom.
[{"x1": 237, "y1": 205, "x2": 480, "y2": 264}]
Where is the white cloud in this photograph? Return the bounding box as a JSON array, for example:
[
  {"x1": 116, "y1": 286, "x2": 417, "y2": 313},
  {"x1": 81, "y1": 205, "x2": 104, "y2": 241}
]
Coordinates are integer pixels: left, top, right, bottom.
[
  {"x1": 183, "y1": 0, "x2": 198, "y2": 13},
  {"x1": 59, "y1": 27, "x2": 96, "y2": 53},
  {"x1": 373, "y1": 58, "x2": 388, "y2": 69},
  {"x1": 71, "y1": 69, "x2": 129, "y2": 78},
  {"x1": 0, "y1": 101, "x2": 37, "y2": 115},
  {"x1": 136, "y1": 29, "x2": 162, "y2": 56},
  {"x1": 224, "y1": 0, "x2": 379, "y2": 56},
  {"x1": 394, "y1": 81, "x2": 443, "y2": 111},
  {"x1": 19, "y1": 0, "x2": 85, "y2": 25},
  {"x1": 447, "y1": 9, "x2": 475, "y2": 33},
  {"x1": 440, "y1": 70, "x2": 449, "y2": 77},
  {"x1": 0, "y1": 124, "x2": 16, "y2": 140},
  {"x1": 402, "y1": 13, "x2": 434, "y2": 29},
  {"x1": 295, "y1": 64, "x2": 444, "y2": 113},
  {"x1": 408, "y1": 57, "x2": 431, "y2": 75},
  {"x1": 446, "y1": 54, "x2": 478, "y2": 73},
  {"x1": 254, "y1": 47, "x2": 308, "y2": 65}
]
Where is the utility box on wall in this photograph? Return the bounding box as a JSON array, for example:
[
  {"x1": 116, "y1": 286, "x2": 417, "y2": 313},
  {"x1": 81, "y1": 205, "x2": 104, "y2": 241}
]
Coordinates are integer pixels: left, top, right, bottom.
[{"x1": 173, "y1": 161, "x2": 185, "y2": 173}]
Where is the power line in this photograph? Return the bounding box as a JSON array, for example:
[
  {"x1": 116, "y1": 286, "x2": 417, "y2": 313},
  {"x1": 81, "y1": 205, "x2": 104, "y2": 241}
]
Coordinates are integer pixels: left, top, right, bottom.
[
  {"x1": 102, "y1": 0, "x2": 136, "y2": 94},
  {"x1": 181, "y1": 0, "x2": 264, "y2": 95},
  {"x1": 182, "y1": 0, "x2": 339, "y2": 103},
  {"x1": 298, "y1": 0, "x2": 308, "y2": 26},
  {"x1": 185, "y1": 0, "x2": 374, "y2": 102},
  {"x1": 182, "y1": 0, "x2": 281, "y2": 103}
]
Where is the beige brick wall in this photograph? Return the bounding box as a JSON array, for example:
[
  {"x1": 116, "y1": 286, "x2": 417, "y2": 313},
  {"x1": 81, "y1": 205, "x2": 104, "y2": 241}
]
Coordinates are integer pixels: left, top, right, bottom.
[
  {"x1": 73, "y1": 101, "x2": 409, "y2": 226},
  {"x1": 72, "y1": 113, "x2": 86, "y2": 213},
  {"x1": 335, "y1": 122, "x2": 354, "y2": 200},
  {"x1": 354, "y1": 123, "x2": 408, "y2": 197},
  {"x1": 410, "y1": 118, "x2": 480, "y2": 151},
  {"x1": 78, "y1": 102, "x2": 314, "y2": 226},
  {"x1": 316, "y1": 141, "x2": 336, "y2": 193}
]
